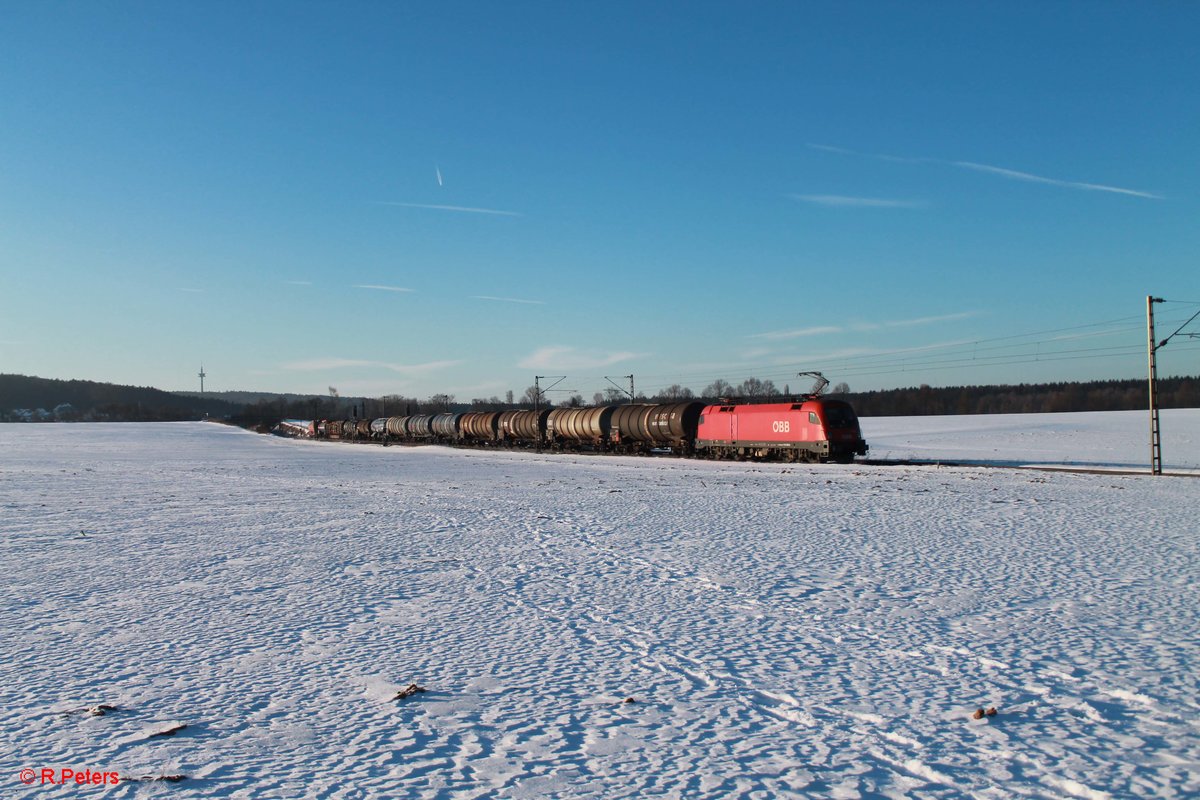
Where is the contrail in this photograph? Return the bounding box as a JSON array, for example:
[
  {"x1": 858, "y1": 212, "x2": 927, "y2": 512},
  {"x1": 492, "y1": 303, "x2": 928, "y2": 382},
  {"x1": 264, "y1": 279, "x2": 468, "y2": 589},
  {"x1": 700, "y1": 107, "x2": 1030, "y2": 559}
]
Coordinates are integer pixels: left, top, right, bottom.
[
  {"x1": 807, "y1": 143, "x2": 1161, "y2": 200},
  {"x1": 791, "y1": 194, "x2": 924, "y2": 209},
  {"x1": 379, "y1": 202, "x2": 522, "y2": 217},
  {"x1": 470, "y1": 295, "x2": 546, "y2": 305},
  {"x1": 353, "y1": 284, "x2": 414, "y2": 293},
  {"x1": 951, "y1": 161, "x2": 1163, "y2": 199},
  {"x1": 436, "y1": 165, "x2": 443, "y2": 187}
]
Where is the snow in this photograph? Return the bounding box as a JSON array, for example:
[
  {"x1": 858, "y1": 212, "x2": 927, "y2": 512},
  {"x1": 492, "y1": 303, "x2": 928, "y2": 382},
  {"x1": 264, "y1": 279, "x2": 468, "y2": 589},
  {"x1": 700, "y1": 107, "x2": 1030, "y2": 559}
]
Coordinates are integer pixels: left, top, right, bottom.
[
  {"x1": 2, "y1": 415, "x2": 1198, "y2": 798},
  {"x1": 862, "y1": 408, "x2": 1200, "y2": 474}
]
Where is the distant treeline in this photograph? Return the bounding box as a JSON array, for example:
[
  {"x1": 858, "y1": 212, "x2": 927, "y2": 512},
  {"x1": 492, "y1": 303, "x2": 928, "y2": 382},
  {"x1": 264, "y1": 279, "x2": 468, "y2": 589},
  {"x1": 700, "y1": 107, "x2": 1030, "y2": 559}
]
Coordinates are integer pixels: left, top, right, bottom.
[
  {"x1": 2, "y1": 372, "x2": 1197, "y2": 424},
  {"x1": 238, "y1": 376, "x2": 1200, "y2": 424},
  {"x1": 838, "y1": 376, "x2": 1199, "y2": 417},
  {"x1": 0, "y1": 374, "x2": 239, "y2": 422}
]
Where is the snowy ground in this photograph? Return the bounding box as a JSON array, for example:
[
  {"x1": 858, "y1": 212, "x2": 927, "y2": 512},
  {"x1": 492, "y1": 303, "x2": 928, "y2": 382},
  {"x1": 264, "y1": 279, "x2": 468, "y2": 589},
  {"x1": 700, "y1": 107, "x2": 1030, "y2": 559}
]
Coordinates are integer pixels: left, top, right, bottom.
[
  {"x1": 862, "y1": 408, "x2": 1200, "y2": 474},
  {"x1": 2, "y1": 416, "x2": 1198, "y2": 798}
]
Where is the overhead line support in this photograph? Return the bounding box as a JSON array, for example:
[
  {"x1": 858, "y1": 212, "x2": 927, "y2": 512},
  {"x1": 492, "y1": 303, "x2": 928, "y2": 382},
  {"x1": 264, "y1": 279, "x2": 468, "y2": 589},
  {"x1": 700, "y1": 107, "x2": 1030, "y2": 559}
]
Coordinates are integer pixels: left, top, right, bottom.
[{"x1": 1147, "y1": 296, "x2": 1164, "y2": 475}]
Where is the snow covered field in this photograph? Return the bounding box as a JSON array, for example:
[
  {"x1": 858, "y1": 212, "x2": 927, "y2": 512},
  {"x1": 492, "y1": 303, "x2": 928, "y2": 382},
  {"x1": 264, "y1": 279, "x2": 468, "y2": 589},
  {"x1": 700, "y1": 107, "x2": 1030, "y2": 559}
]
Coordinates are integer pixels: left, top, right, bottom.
[
  {"x1": 2, "y1": 416, "x2": 1198, "y2": 798},
  {"x1": 863, "y1": 408, "x2": 1200, "y2": 474}
]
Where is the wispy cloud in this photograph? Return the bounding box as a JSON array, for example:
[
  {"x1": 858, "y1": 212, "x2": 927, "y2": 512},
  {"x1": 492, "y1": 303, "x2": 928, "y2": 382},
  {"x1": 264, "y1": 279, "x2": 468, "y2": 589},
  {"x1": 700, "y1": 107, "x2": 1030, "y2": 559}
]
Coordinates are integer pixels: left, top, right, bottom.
[
  {"x1": 518, "y1": 346, "x2": 644, "y2": 370},
  {"x1": 809, "y1": 143, "x2": 1161, "y2": 199},
  {"x1": 767, "y1": 346, "x2": 879, "y2": 365},
  {"x1": 791, "y1": 194, "x2": 925, "y2": 209},
  {"x1": 354, "y1": 284, "x2": 414, "y2": 293},
  {"x1": 807, "y1": 143, "x2": 924, "y2": 164},
  {"x1": 951, "y1": 161, "x2": 1163, "y2": 199},
  {"x1": 470, "y1": 295, "x2": 546, "y2": 305},
  {"x1": 378, "y1": 201, "x2": 522, "y2": 217},
  {"x1": 749, "y1": 325, "x2": 842, "y2": 341},
  {"x1": 751, "y1": 312, "x2": 976, "y2": 341},
  {"x1": 283, "y1": 358, "x2": 372, "y2": 371},
  {"x1": 883, "y1": 311, "x2": 977, "y2": 328},
  {"x1": 847, "y1": 312, "x2": 979, "y2": 333},
  {"x1": 281, "y1": 358, "x2": 460, "y2": 375},
  {"x1": 767, "y1": 338, "x2": 977, "y2": 367}
]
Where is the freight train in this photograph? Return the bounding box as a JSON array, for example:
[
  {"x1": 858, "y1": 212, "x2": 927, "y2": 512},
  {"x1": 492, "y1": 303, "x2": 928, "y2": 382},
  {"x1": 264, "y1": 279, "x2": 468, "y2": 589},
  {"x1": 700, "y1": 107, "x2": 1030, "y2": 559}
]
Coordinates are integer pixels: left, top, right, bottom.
[{"x1": 297, "y1": 395, "x2": 868, "y2": 463}]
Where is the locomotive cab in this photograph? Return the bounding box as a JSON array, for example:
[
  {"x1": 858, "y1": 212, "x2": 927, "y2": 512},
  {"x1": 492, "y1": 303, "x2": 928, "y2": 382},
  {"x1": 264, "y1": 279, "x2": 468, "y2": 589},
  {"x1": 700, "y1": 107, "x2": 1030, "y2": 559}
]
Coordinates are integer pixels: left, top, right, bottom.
[{"x1": 814, "y1": 399, "x2": 869, "y2": 462}]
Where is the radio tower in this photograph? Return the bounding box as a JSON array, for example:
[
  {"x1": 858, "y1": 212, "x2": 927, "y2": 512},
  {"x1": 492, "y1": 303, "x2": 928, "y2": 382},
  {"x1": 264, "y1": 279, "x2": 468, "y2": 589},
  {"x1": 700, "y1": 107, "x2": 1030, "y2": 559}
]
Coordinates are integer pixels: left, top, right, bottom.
[{"x1": 198, "y1": 365, "x2": 207, "y2": 394}]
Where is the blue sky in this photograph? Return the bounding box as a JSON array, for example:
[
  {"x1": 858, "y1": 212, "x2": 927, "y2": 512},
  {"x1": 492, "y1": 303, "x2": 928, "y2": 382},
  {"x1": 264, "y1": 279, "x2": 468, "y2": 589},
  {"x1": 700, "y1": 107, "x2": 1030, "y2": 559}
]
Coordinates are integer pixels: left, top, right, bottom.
[{"x1": 2, "y1": 2, "x2": 1197, "y2": 401}]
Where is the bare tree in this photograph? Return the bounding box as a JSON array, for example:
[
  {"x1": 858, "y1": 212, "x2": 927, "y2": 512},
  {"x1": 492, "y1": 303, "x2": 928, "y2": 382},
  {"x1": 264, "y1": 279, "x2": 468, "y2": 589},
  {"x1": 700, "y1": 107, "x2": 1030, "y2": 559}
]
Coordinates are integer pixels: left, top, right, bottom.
[
  {"x1": 567, "y1": 394, "x2": 584, "y2": 407},
  {"x1": 592, "y1": 392, "x2": 605, "y2": 406},
  {"x1": 703, "y1": 378, "x2": 732, "y2": 398},
  {"x1": 505, "y1": 389, "x2": 514, "y2": 405},
  {"x1": 382, "y1": 394, "x2": 415, "y2": 415},
  {"x1": 523, "y1": 385, "x2": 543, "y2": 407},
  {"x1": 738, "y1": 377, "x2": 779, "y2": 399},
  {"x1": 603, "y1": 387, "x2": 626, "y2": 403},
  {"x1": 739, "y1": 377, "x2": 762, "y2": 397},
  {"x1": 425, "y1": 393, "x2": 455, "y2": 412},
  {"x1": 660, "y1": 384, "x2": 695, "y2": 400}
]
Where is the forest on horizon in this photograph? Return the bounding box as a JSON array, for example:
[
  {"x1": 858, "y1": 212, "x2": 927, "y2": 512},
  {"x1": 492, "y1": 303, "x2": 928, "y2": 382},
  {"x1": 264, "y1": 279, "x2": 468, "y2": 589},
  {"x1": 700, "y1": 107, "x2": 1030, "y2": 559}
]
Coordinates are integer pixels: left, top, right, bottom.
[{"x1": 2, "y1": 372, "x2": 1197, "y2": 424}]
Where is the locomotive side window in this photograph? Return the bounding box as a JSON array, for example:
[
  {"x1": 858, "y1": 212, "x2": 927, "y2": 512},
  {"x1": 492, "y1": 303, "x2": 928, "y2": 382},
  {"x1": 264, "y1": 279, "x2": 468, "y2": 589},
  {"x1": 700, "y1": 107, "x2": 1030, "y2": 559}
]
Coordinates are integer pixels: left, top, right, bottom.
[{"x1": 809, "y1": 412, "x2": 820, "y2": 424}]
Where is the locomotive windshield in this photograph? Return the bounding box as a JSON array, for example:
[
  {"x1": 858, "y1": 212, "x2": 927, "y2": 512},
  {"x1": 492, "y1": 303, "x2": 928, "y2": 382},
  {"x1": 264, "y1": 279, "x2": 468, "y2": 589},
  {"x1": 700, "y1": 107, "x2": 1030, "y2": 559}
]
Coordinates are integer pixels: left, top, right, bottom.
[{"x1": 821, "y1": 404, "x2": 858, "y2": 429}]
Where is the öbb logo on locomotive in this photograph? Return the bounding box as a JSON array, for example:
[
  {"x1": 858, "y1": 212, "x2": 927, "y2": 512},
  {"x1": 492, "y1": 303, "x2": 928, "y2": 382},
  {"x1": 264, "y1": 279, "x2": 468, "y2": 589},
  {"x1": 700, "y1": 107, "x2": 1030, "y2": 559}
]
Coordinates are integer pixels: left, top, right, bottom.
[{"x1": 299, "y1": 396, "x2": 868, "y2": 464}]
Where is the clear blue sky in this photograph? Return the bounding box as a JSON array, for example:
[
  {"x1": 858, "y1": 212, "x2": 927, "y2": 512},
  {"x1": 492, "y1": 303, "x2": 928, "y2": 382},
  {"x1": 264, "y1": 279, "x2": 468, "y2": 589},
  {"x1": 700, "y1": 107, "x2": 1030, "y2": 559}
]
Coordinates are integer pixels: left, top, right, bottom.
[{"x1": 2, "y1": 2, "x2": 1197, "y2": 401}]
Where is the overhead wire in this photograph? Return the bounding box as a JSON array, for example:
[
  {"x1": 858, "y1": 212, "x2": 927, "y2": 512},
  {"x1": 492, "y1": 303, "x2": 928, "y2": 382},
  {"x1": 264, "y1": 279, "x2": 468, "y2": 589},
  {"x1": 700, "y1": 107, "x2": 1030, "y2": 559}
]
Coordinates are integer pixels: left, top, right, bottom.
[{"x1": 566, "y1": 308, "x2": 1200, "y2": 397}]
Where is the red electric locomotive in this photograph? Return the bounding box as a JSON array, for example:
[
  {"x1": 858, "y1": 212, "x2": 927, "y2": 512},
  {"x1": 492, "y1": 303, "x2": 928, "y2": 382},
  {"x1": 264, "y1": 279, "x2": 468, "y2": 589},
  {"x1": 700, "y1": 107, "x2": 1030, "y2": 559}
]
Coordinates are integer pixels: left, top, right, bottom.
[{"x1": 695, "y1": 398, "x2": 868, "y2": 463}]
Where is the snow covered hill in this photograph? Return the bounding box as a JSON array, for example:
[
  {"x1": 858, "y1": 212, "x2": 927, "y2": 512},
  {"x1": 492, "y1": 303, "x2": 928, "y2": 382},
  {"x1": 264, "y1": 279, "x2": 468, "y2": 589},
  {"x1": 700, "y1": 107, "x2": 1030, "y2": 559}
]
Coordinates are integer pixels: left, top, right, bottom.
[{"x1": 2, "y1": 417, "x2": 1197, "y2": 798}]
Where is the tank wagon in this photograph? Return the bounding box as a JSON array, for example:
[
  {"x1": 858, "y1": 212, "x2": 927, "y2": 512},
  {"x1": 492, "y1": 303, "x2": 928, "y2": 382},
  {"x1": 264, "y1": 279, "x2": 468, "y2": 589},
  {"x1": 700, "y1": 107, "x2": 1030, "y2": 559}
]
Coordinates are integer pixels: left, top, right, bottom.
[
  {"x1": 609, "y1": 402, "x2": 705, "y2": 453},
  {"x1": 432, "y1": 413, "x2": 463, "y2": 440},
  {"x1": 310, "y1": 396, "x2": 865, "y2": 463},
  {"x1": 459, "y1": 411, "x2": 501, "y2": 443},
  {"x1": 547, "y1": 406, "x2": 615, "y2": 448}
]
